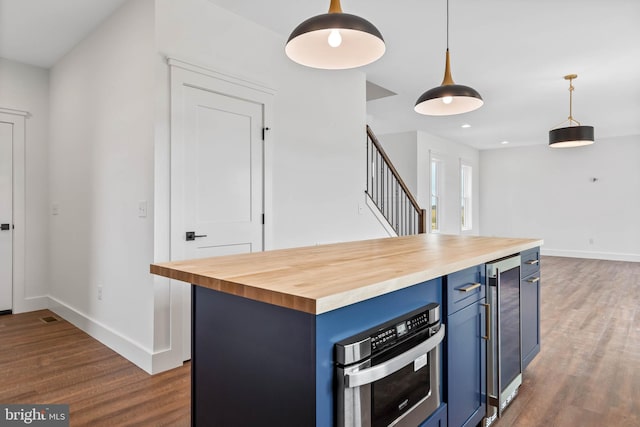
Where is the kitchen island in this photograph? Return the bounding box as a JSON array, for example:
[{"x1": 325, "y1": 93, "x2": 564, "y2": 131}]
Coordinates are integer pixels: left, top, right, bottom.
[{"x1": 151, "y1": 234, "x2": 542, "y2": 427}]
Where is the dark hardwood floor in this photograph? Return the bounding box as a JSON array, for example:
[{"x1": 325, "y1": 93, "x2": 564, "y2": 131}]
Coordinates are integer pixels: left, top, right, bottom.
[
  {"x1": 0, "y1": 256, "x2": 638, "y2": 426},
  {"x1": 495, "y1": 256, "x2": 640, "y2": 427},
  {"x1": 0, "y1": 310, "x2": 190, "y2": 426}
]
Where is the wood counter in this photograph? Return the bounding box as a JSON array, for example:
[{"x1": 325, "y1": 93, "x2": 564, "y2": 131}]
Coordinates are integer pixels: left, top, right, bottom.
[{"x1": 150, "y1": 234, "x2": 542, "y2": 315}]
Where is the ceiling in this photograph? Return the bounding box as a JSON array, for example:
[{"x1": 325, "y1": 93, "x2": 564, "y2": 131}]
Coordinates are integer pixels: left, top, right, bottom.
[
  {"x1": 0, "y1": 0, "x2": 128, "y2": 68},
  {"x1": 1, "y1": 0, "x2": 639, "y2": 150}
]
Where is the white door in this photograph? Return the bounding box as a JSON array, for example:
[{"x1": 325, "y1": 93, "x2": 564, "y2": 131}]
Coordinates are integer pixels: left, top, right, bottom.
[
  {"x1": 173, "y1": 83, "x2": 265, "y2": 361},
  {"x1": 182, "y1": 87, "x2": 264, "y2": 259},
  {"x1": 0, "y1": 121, "x2": 13, "y2": 312}
]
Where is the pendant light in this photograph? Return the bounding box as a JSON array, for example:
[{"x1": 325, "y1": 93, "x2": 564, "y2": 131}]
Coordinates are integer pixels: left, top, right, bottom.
[
  {"x1": 548, "y1": 74, "x2": 594, "y2": 148},
  {"x1": 414, "y1": 0, "x2": 483, "y2": 116},
  {"x1": 285, "y1": 0, "x2": 385, "y2": 70}
]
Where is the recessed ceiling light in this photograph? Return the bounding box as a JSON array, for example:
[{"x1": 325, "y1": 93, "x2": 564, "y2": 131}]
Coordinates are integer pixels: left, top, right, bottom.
[
  {"x1": 461, "y1": 124, "x2": 471, "y2": 128},
  {"x1": 501, "y1": 141, "x2": 510, "y2": 145}
]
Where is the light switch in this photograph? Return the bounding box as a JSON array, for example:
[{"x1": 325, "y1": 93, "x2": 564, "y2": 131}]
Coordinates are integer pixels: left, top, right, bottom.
[
  {"x1": 51, "y1": 203, "x2": 60, "y2": 215},
  {"x1": 138, "y1": 200, "x2": 147, "y2": 218}
]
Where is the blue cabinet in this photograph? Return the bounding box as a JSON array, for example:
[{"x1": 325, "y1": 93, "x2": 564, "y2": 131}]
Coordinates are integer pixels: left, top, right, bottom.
[
  {"x1": 445, "y1": 265, "x2": 486, "y2": 427},
  {"x1": 420, "y1": 403, "x2": 448, "y2": 427},
  {"x1": 446, "y1": 265, "x2": 485, "y2": 314},
  {"x1": 520, "y1": 248, "x2": 541, "y2": 369},
  {"x1": 192, "y1": 278, "x2": 443, "y2": 427}
]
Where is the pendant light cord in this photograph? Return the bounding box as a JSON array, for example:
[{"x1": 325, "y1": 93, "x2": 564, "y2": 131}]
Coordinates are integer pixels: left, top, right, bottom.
[
  {"x1": 552, "y1": 75, "x2": 581, "y2": 128},
  {"x1": 567, "y1": 77, "x2": 581, "y2": 125},
  {"x1": 446, "y1": 0, "x2": 449, "y2": 50},
  {"x1": 568, "y1": 78, "x2": 574, "y2": 122},
  {"x1": 441, "y1": 0, "x2": 454, "y2": 85}
]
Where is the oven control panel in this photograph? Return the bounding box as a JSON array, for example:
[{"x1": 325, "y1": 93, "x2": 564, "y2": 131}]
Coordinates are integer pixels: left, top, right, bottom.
[
  {"x1": 371, "y1": 309, "x2": 436, "y2": 352},
  {"x1": 336, "y1": 302, "x2": 441, "y2": 365}
]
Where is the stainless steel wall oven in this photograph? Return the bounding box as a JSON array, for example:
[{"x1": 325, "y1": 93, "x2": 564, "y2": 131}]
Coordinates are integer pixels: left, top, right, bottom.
[{"x1": 335, "y1": 303, "x2": 445, "y2": 427}]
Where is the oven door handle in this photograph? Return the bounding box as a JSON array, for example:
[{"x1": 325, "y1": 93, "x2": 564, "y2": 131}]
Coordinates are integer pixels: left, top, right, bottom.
[{"x1": 344, "y1": 325, "x2": 445, "y2": 389}]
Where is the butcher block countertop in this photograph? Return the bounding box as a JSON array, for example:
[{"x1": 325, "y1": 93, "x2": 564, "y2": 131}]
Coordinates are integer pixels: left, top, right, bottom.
[{"x1": 150, "y1": 234, "x2": 542, "y2": 315}]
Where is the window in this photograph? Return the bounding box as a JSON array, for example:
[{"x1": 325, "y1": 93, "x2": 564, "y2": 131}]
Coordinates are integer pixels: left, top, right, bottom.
[
  {"x1": 431, "y1": 158, "x2": 442, "y2": 233},
  {"x1": 461, "y1": 163, "x2": 472, "y2": 231}
]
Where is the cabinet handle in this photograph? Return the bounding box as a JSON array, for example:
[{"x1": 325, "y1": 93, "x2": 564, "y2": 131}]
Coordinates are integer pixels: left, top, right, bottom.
[
  {"x1": 482, "y1": 303, "x2": 490, "y2": 341},
  {"x1": 526, "y1": 277, "x2": 540, "y2": 283},
  {"x1": 458, "y1": 282, "x2": 481, "y2": 293},
  {"x1": 525, "y1": 259, "x2": 539, "y2": 265}
]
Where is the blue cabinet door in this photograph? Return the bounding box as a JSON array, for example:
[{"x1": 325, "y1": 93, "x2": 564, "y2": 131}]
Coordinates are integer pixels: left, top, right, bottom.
[
  {"x1": 520, "y1": 248, "x2": 541, "y2": 369},
  {"x1": 420, "y1": 403, "x2": 448, "y2": 427},
  {"x1": 521, "y1": 271, "x2": 541, "y2": 368},
  {"x1": 446, "y1": 300, "x2": 486, "y2": 427}
]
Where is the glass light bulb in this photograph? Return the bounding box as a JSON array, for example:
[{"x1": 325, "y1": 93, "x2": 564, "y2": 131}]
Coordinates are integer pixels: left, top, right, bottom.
[
  {"x1": 328, "y1": 29, "x2": 342, "y2": 48},
  {"x1": 442, "y1": 96, "x2": 453, "y2": 104}
]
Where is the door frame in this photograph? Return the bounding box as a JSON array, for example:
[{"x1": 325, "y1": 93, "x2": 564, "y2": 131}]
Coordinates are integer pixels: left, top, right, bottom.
[
  {"x1": 0, "y1": 109, "x2": 27, "y2": 314},
  {"x1": 168, "y1": 58, "x2": 275, "y2": 360}
]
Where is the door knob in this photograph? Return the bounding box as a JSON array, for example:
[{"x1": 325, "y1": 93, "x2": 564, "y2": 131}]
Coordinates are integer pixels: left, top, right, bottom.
[
  {"x1": 186, "y1": 231, "x2": 207, "y2": 241},
  {"x1": 1, "y1": 224, "x2": 10, "y2": 231}
]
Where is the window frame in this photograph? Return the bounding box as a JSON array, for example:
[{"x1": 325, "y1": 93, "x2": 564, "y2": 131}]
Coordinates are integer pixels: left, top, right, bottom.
[
  {"x1": 460, "y1": 162, "x2": 473, "y2": 232},
  {"x1": 430, "y1": 156, "x2": 443, "y2": 233}
]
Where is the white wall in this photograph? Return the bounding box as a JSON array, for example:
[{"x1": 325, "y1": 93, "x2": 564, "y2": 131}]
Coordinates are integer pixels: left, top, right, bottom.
[
  {"x1": 20, "y1": 0, "x2": 636, "y2": 375},
  {"x1": 418, "y1": 131, "x2": 480, "y2": 235},
  {"x1": 480, "y1": 136, "x2": 640, "y2": 261},
  {"x1": 48, "y1": 0, "x2": 156, "y2": 370},
  {"x1": 375, "y1": 131, "x2": 419, "y2": 197},
  {"x1": 155, "y1": 0, "x2": 387, "y2": 250},
  {"x1": 0, "y1": 58, "x2": 50, "y2": 312},
  {"x1": 378, "y1": 130, "x2": 481, "y2": 235},
  {"x1": 151, "y1": 0, "x2": 390, "y2": 370},
  {"x1": 6, "y1": 0, "x2": 393, "y2": 374}
]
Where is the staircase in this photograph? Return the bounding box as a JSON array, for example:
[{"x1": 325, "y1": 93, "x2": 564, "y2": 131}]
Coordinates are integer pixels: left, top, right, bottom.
[{"x1": 366, "y1": 125, "x2": 427, "y2": 236}]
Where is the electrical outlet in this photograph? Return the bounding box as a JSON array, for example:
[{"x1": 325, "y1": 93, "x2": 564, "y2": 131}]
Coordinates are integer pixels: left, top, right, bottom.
[
  {"x1": 51, "y1": 203, "x2": 60, "y2": 215},
  {"x1": 97, "y1": 285, "x2": 103, "y2": 301}
]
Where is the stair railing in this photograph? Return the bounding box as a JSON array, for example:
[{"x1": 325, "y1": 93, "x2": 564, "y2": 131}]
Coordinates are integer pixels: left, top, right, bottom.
[{"x1": 366, "y1": 125, "x2": 427, "y2": 236}]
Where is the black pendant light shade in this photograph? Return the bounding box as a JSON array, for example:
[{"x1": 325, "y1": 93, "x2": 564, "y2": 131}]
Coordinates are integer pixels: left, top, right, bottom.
[
  {"x1": 414, "y1": 50, "x2": 483, "y2": 116},
  {"x1": 285, "y1": 0, "x2": 385, "y2": 70},
  {"x1": 415, "y1": 84, "x2": 484, "y2": 116},
  {"x1": 548, "y1": 125, "x2": 594, "y2": 148},
  {"x1": 548, "y1": 74, "x2": 595, "y2": 148}
]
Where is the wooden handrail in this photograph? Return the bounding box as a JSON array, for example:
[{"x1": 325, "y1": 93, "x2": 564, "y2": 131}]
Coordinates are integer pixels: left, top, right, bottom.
[{"x1": 366, "y1": 125, "x2": 427, "y2": 234}]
